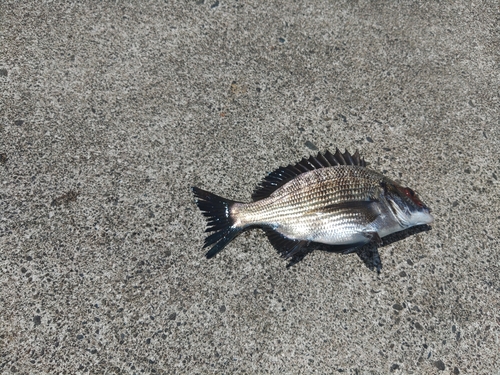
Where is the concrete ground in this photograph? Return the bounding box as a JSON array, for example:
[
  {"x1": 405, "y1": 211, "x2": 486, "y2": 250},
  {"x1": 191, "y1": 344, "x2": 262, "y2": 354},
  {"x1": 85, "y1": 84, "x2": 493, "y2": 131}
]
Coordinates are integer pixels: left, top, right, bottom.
[{"x1": 1, "y1": 1, "x2": 499, "y2": 374}]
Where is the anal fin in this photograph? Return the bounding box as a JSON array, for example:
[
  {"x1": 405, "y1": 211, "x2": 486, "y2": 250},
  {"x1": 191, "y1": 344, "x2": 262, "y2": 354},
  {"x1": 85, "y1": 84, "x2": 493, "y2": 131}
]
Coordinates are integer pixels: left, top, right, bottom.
[{"x1": 263, "y1": 228, "x2": 310, "y2": 260}]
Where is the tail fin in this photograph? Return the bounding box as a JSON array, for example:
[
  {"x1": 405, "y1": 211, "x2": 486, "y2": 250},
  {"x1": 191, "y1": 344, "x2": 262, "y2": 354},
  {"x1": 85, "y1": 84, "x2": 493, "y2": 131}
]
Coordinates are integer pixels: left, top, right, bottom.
[{"x1": 191, "y1": 187, "x2": 243, "y2": 258}]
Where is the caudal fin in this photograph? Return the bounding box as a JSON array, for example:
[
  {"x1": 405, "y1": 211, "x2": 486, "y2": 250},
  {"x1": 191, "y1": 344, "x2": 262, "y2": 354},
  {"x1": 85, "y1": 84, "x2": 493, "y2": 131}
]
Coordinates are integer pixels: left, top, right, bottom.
[{"x1": 191, "y1": 187, "x2": 243, "y2": 258}]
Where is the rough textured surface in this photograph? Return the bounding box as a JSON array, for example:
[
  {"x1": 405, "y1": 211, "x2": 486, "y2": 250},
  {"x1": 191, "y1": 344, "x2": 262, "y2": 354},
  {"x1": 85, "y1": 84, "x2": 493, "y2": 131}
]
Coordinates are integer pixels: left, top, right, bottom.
[{"x1": 1, "y1": 1, "x2": 499, "y2": 374}]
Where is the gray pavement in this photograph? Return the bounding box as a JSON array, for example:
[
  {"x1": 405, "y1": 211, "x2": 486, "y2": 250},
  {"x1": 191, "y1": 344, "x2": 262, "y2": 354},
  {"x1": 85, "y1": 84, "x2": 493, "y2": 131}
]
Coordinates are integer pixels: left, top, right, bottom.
[{"x1": 1, "y1": 1, "x2": 499, "y2": 374}]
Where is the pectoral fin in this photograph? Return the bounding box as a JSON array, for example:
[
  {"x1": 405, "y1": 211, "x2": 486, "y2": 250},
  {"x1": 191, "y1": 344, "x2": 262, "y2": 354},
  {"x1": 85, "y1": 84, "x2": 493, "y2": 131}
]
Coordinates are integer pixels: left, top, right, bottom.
[{"x1": 313, "y1": 200, "x2": 380, "y2": 218}]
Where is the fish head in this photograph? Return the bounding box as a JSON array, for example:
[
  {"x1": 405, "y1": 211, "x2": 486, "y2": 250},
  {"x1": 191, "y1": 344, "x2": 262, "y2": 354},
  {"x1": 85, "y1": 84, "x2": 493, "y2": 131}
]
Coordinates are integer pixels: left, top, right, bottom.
[{"x1": 382, "y1": 180, "x2": 434, "y2": 228}]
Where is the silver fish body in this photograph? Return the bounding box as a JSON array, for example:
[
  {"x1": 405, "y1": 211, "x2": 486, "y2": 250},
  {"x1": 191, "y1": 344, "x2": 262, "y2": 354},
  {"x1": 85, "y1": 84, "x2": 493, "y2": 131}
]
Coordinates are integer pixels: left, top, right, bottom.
[
  {"x1": 192, "y1": 149, "x2": 433, "y2": 262},
  {"x1": 233, "y1": 166, "x2": 400, "y2": 244}
]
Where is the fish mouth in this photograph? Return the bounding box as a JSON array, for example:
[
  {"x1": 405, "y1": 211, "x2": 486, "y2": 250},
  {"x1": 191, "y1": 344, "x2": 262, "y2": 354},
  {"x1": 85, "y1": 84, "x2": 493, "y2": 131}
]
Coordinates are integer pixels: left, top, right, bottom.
[
  {"x1": 424, "y1": 212, "x2": 434, "y2": 224},
  {"x1": 413, "y1": 209, "x2": 434, "y2": 225}
]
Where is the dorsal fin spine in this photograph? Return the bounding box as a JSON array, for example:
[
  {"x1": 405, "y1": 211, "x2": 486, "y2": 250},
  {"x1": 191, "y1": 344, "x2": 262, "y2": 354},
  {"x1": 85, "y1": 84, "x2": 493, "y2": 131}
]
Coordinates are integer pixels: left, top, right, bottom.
[
  {"x1": 314, "y1": 154, "x2": 327, "y2": 167},
  {"x1": 334, "y1": 148, "x2": 346, "y2": 165},
  {"x1": 251, "y1": 149, "x2": 367, "y2": 201}
]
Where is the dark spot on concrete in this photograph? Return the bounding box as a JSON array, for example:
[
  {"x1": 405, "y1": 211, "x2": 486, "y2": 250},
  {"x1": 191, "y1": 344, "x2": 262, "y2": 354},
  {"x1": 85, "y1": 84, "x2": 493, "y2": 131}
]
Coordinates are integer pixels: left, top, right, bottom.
[
  {"x1": 415, "y1": 322, "x2": 423, "y2": 330},
  {"x1": 390, "y1": 363, "x2": 399, "y2": 371},
  {"x1": 169, "y1": 312, "x2": 177, "y2": 320},
  {"x1": 0, "y1": 68, "x2": 7, "y2": 76},
  {"x1": 366, "y1": 136, "x2": 374, "y2": 143},
  {"x1": 278, "y1": 37, "x2": 285, "y2": 43},
  {"x1": 219, "y1": 305, "x2": 226, "y2": 313},
  {"x1": 305, "y1": 141, "x2": 318, "y2": 150},
  {"x1": 434, "y1": 360, "x2": 445, "y2": 371},
  {"x1": 0, "y1": 153, "x2": 7, "y2": 164},
  {"x1": 392, "y1": 303, "x2": 404, "y2": 311},
  {"x1": 51, "y1": 191, "x2": 79, "y2": 207},
  {"x1": 211, "y1": 0, "x2": 219, "y2": 8},
  {"x1": 33, "y1": 315, "x2": 41, "y2": 326},
  {"x1": 14, "y1": 120, "x2": 24, "y2": 126}
]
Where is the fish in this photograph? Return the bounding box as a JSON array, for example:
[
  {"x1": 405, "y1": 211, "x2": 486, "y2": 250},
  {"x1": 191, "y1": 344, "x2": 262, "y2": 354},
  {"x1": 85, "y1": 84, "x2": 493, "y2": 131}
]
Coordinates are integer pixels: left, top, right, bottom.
[{"x1": 191, "y1": 148, "x2": 433, "y2": 262}]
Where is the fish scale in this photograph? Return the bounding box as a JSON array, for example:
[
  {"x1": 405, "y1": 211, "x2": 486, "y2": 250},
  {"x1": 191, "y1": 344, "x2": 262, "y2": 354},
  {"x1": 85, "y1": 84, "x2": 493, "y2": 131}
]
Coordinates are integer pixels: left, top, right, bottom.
[
  {"x1": 192, "y1": 149, "x2": 433, "y2": 264},
  {"x1": 238, "y1": 168, "x2": 380, "y2": 222}
]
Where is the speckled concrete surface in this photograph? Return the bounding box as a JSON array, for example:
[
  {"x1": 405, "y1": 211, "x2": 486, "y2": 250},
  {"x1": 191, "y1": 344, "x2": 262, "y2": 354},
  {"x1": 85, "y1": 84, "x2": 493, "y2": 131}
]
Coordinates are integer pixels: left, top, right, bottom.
[{"x1": 1, "y1": 1, "x2": 499, "y2": 374}]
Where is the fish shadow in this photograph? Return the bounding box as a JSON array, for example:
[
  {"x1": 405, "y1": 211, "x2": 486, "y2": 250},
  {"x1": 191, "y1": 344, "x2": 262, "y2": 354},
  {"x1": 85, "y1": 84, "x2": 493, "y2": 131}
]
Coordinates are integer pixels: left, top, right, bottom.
[{"x1": 288, "y1": 224, "x2": 433, "y2": 272}]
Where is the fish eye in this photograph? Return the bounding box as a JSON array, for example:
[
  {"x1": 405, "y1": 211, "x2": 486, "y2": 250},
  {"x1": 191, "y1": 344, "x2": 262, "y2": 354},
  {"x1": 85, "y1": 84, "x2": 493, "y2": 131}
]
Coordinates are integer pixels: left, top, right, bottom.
[
  {"x1": 403, "y1": 188, "x2": 415, "y2": 197},
  {"x1": 403, "y1": 187, "x2": 424, "y2": 207}
]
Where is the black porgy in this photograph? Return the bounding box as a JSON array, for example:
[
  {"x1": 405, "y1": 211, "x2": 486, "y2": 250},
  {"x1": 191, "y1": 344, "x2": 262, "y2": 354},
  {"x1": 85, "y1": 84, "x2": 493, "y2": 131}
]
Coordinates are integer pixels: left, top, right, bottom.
[{"x1": 192, "y1": 149, "x2": 433, "y2": 261}]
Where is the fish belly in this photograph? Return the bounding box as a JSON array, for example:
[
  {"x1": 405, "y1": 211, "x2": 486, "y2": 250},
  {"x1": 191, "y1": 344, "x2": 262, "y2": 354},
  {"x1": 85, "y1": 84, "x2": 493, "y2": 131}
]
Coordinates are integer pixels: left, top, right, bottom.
[{"x1": 274, "y1": 212, "x2": 374, "y2": 245}]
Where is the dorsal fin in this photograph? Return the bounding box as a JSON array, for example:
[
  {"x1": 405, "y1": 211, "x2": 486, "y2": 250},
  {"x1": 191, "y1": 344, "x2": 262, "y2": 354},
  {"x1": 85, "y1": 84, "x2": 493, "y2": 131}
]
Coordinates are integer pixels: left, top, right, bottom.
[{"x1": 252, "y1": 148, "x2": 366, "y2": 201}]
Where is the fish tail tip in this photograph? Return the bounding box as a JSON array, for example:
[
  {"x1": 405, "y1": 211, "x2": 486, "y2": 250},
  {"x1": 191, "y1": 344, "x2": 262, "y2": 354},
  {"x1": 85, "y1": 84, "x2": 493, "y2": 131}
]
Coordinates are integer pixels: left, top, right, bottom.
[{"x1": 192, "y1": 187, "x2": 242, "y2": 258}]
